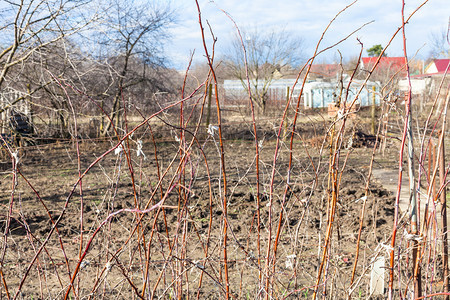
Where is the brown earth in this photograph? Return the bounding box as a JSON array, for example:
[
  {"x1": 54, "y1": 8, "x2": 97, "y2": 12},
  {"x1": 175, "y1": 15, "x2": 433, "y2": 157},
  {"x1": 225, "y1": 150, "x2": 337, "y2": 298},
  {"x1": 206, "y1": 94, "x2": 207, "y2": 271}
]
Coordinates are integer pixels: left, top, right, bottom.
[{"x1": 0, "y1": 116, "x2": 415, "y2": 299}]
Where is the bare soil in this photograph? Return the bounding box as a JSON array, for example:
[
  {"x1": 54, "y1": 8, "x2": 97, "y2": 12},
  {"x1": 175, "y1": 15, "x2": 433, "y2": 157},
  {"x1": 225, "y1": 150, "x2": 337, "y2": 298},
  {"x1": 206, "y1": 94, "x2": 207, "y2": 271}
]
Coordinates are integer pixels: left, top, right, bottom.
[{"x1": 0, "y1": 116, "x2": 404, "y2": 299}]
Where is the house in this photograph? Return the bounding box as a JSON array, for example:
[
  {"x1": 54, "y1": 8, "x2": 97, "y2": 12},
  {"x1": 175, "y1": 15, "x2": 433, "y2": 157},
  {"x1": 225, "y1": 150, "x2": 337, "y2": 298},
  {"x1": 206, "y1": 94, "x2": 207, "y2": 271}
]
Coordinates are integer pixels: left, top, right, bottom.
[
  {"x1": 302, "y1": 79, "x2": 380, "y2": 109},
  {"x1": 424, "y1": 58, "x2": 450, "y2": 75},
  {"x1": 223, "y1": 78, "x2": 296, "y2": 106},
  {"x1": 361, "y1": 57, "x2": 407, "y2": 77},
  {"x1": 398, "y1": 77, "x2": 431, "y2": 95},
  {"x1": 398, "y1": 59, "x2": 450, "y2": 95},
  {"x1": 309, "y1": 64, "x2": 340, "y2": 79},
  {"x1": 222, "y1": 78, "x2": 380, "y2": 109}
]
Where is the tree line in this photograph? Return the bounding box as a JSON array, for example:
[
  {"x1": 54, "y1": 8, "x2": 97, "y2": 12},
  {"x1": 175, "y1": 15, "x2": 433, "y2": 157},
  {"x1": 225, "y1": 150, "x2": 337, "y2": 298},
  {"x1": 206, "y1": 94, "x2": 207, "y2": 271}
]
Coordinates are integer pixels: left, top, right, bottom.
[
  {"x1": 1, "y1": 1, "x2": 448, "y2": 139},
  {"x1": 0, "y1": 0, "x2": 180, "y2": 139}
]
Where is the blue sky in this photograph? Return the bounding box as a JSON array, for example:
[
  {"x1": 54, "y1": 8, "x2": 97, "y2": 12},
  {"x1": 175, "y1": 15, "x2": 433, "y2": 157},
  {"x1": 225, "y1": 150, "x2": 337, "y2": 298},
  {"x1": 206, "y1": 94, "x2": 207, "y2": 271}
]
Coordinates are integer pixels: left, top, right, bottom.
[{"x1": 167, "y1": 0, "x2": 449, "y2": 70}]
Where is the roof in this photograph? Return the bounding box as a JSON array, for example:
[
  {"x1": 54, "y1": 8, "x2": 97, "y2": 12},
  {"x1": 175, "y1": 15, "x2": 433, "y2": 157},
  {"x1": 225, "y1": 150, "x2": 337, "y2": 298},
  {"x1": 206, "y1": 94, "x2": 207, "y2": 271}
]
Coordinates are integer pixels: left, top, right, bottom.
[
  {"x1": 309, "y1": 64, "x2": 340, "y2": 78},
  {"x1": 361, "y1": 57, "x2": 407, "y2": 75},
  {"x1": 425, "y1": 59, "x2": 450, "y2": 74}
]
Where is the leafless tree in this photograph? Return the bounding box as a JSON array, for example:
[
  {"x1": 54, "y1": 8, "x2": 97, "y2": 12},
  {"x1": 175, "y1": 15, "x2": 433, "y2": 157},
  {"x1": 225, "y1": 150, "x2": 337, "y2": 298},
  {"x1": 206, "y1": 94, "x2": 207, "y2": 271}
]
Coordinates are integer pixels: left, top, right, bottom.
[
  {"x1": 93, "y1": 0, "x2": 176, "y2": 135},
  {"x1": 428, "y1": 19, "x2": 450, "y2": 59},
  {"x1": 0, "y1": 0, "x2": 95, "y2": 90},
  {"x1": 0, "y1": 0, "x2": 97, "y2": 139},
  {"x1": 0, "y1": 0, "x2": 177, "y2": 138},
  {"x1": 225, "y1": 28, "x2": 304, "y2": 112}
]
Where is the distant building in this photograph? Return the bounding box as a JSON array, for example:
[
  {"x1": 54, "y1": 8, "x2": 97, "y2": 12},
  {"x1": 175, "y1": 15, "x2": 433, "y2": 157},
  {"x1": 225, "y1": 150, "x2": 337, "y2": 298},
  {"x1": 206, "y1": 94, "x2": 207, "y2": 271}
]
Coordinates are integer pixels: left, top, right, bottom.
[
  {"x1": 223, "y1": 78, "x2": 297, "y2": 107},
  {"x1": 424, "y1": 58, "x2": 450, "y2": 75},
  {"x1": 398, "y1": 59, "x2": 450, "y2": 95},
  {"x1": 361, "y1": 57, "x2": 407, "y2": 77},
  {"x1": 398, "y1": 77, "x2": 431, "y2": 95},
  {"x1": 223, "y1": 78, "x2": 380, "y2": 109},
  {"x1": 309, "y1": 64, "x2": 340, "y2": 79},
  {"x1": 302, "y1": 79, "x2": 380, "y2": 109}
]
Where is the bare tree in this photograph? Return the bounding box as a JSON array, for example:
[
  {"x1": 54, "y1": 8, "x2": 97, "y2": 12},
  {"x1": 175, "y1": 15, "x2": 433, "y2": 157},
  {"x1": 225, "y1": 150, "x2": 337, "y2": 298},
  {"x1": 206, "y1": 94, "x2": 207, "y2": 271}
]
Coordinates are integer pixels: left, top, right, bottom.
[
  {"x1": 93, "y1": 0, "x2": 176, "y2": 135},
  {"x1": 429, "y1": 22, "x2": 450, "y2": 58},
  {"x1": 22, "y1": 40, "x2": 93, "y2": 137},
  {"x1": 225, "y1": 28, "x2": 304, "y2": 112},
  {"x1": 0, "y1": 0, "x2": 97, "y2": 139},
  {"x1": 0, "y1": 0, "x2": 95, "y2": 90},
  {"x1": 0, "y1": 0, "x2": 176, "y2": 139}
]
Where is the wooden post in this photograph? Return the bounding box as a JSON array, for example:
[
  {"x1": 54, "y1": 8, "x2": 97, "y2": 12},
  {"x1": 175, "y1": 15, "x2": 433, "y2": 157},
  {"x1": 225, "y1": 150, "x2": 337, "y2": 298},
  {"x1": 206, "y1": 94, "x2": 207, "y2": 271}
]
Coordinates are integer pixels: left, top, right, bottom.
[
  {"x1": 432, "y1": 142, "x2": 437, "y2": 204},
  {"x1": 427, "y1": 141, "x2": 438, "y2": 276},
  {"x1": 371, "y1": 85, "x2": 376, "y2": 134},
  {"x1": 439, "y1": 133, "x2": 449, "y2": 299},
  {"x1": 432, "y1": 142, "x2": 437, "y2": 238},
  {"x1": 26, "y1": 83, "x2": 34, "y2": 135},
  {"x1": 206, "y1": 83, "x2": 212, "y2": 129},
  {"x1": 405, "y1": 91, "x2": 421, "y2": 298},
  {"x1": 381, "y1": 95, "x2": 389, "y2": 156},
  {"x1": 283, "y1": 86, "x2": 290, "y2": 141},
  {"x1": 100, "y1": 99, "x2": 104, "y2": 138},
  {"x1": 321, "y1": 88, "x2": 324, "y2": 108}
]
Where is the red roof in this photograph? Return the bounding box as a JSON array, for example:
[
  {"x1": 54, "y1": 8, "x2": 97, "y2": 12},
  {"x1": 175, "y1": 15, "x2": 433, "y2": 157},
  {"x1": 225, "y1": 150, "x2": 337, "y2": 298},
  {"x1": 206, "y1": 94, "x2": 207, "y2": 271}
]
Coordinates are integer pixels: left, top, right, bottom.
[
  {"x1": 309, "y1": 64, "x2": 340, "y2": 78},
  {"x1": 361, "y1": 57, "x2": 407, "y2": 75},
  {"x1": 433, "y1": 59, "x2": 450, "y2": 73}
]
